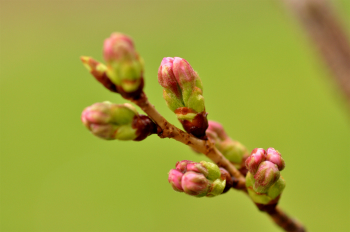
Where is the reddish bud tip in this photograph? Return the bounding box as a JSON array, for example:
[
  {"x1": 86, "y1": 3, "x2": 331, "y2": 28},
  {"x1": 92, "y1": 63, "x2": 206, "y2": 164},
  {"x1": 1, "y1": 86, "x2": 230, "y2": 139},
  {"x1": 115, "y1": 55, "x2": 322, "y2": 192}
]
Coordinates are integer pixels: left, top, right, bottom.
[
  {"x1": 172, "y1": 57, "x2": 196, "y2": 88},
  {"x1": 207, "y1": 121, "x2": 229, "y2": 141},
  {"x1": 245, "y1": 148, "x2": 266, "y2": 175},
  {"x1": 158, "y1": 57, "x2": 181, "y2": 97},
  {"x1": 103, "y1": 33, "x2": 135, "y2": 63},
  {"x1": 175, "y1": 160, "x2": 193, "y2": 172},
  {"x1": 266, "y1": 148, "x2": 285, "y2": 171},
  {"x1": 168, "y1": 169, "x2": 184, "y2": 192}
]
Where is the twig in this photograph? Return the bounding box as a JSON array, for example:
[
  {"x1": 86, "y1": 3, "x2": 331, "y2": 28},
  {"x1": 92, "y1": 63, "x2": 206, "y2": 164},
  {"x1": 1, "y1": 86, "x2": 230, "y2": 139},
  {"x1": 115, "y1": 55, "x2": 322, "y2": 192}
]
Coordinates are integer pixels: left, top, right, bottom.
[
  {"x1": 283, "y1": 0, "x2": 350, "y2": 109},
  {"x1": 257, "y1": 204, "x2": 305, "y2": 232},
  {"x1": 132, "y1": 92, "x2": 306, "y2": 232},
  {"x1": 132, "y1": 92, "x2": 246, "y2": 189}
]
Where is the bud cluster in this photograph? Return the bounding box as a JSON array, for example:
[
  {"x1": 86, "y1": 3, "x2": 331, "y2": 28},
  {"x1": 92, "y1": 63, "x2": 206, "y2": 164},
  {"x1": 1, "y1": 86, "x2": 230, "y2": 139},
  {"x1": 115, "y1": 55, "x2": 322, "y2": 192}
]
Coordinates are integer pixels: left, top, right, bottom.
[
  {"x1": 81, "y1": 102, "x2": 157, "y2": 141},
  {"x1": 81, "y1": 33, "x2": 144, "y2": 99},
  {"x1": 245, "y1": 148, "x2": 286, "y2": 205},
  {"x1": 158, "y1": 57, "x2": 208, "y2": 138},
  {"x1": 168, "y1": 160, "x2": 229, "y2": 197},
  {"x1": 206, "y1": 121, "x2": 248, "y2": 173}
]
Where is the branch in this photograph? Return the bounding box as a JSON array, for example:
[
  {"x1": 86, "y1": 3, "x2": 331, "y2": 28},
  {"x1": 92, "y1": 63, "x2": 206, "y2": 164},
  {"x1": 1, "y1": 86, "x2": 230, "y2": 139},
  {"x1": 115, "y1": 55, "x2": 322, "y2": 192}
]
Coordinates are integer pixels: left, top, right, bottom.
[
  {"x1": 132, "y1": 92, "x2": 246, "y2": 189},
  {"x1": 283, "y1": 0, "x2": 350, "y2": 109},
  {"x1": 133, "y1": 92, "x2": 306, "y2": 232}
]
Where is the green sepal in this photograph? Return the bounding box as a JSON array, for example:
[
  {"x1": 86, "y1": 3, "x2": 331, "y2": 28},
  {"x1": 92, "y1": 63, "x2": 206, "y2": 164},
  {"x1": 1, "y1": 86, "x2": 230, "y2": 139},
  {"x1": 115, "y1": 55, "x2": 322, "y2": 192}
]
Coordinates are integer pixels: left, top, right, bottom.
[
  {"x1": 200, "y1": 161, "x2": 221, "y2": 181},
  {"x1": 267, "y1": 176, "x2": 286, "y2": 200},
  {"x1": 110, "y1": 103, "x2": 137, "y2": 125},
  {"x1": 114, "y1": 125, "x2": 137, "y2": 140},
  {"x1": 186, "y1": 87, "x2": 205, "y2": 113},
  {"x1": 163, "y1": 89, "x2": 185, "y2": 112},
  {"x1": 207, "y1": 179, "x2": 226, "y2": 197}
]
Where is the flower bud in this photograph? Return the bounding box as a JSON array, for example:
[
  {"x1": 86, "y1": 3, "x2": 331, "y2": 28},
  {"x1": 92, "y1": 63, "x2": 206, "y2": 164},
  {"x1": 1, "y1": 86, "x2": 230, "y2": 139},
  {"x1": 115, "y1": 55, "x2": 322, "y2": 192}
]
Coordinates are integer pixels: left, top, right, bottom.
[
  {"x1": 168, "y1": 160, "x2": 226, "y2": 197},
  {"x1": 206, "y1": 121, "x2": 229, "y2": 141},
  {"x1": 181, "y1": 171, "x2": 210, "y2": 197},
  {"x1": 253, "y1": 161, "x2": 280, "y2": 193},
  {"x1": 81, "y1": 102, "x2": 156, "y2": 141},
  {"x1": 168, "y1": 169, "x2": 184, "y2": 192},
  {"x1": 80, "y1": 56, "x2": 118, "y2": 93},
  {"x1": 103, "y1": 33, "x2": 144, "y2": 98},
  {"x1": 245, "y1": 148, "x2": 266, "y2": 175},
  {"x1": 158, "y1": 57, "x2": 207, "y2": 138},
  {"x1": 245, "y1": 148, "x2": 286, "y2": 205},
  {"x1": 266, "y1": 147, "x2": 285, "y2": 171}
]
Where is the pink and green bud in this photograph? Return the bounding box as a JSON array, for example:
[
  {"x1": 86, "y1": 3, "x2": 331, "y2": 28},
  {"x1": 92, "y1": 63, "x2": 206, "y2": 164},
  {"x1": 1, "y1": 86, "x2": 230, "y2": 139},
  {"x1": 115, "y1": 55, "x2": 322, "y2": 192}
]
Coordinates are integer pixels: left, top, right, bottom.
[
  {"x1": 81, "y1": 102, "x2": 156, "y2": 141},
  {"x1": 253, "y1": 161, "x2": 280, "y2": 193},
  {"x1": 246, "y1": 172, "x2": 286, "y2": 205},
  {"x1": 266, "y1": 147, "x2": 285, "y2": 171},
  {"x1": 181, "y1": 171, "x2": 210, "y2": 197},
  {"x1": 80, "y1": 56, "x2": 118, "y2": 93},
  {"x1": 207, "y1": 121, "x2": 249, "y2": 170},
  {"x1": 245, "y1": 148, "x2": 266, "y2": 175},
  {"x1": 245, "y1": 148, "x2": 286, "y2": 205},
  {"x1": 158, "y1": 57, "x2": 207, "y2": 138},
  {"x1": 206, "y1": 121, "x2": 229, "y2": 141},
  {"x1": 168, "y1": 169, "x2": 184, "y2": 192},
  {"x1": 103, "y1": 33, "x2": 144, "y2": 98},
  {"x1": 168, "y1": 160, "x2": 226, "y2": 197}
]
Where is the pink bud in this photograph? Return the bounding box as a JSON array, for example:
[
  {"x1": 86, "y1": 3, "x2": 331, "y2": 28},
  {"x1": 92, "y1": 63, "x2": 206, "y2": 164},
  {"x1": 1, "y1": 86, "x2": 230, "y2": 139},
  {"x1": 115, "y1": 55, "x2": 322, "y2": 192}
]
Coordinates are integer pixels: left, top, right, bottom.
[
  {"x1": 245, "y1": 148, "x2": 266, "y2": 175},
  {"x1": 186, "y1": 162, "x2": 208, "y2": 176},
  {"x1": 181, "y1": 171, "x2": 209, "y2": 196},
  {"x1": 157, "y1": 57, "x2": 181, "y2": 97},
  {"x1": 207, "y1": 121, "x2": 229, "y2": 141},
  {"x1": 266, "y1": 148, "x2": 285, "y2": 171},
  {"x1": 81, "y1": 103, "x2": 111, "y2": 128},
  {"x1": 103, "y1": 33, "x2": 136, "y2": 63},
  {"x1": 175, "y1": 160, "x2": 193, "y2": 172},
  {"x1": 168, "y1": 169, "x2": 184, "y2": 192},
  {"x1": 172, "y1": 57, "x2": 196, "y2": 88},
  {"x1": 254, "y1": 161, "x2": 280, "y2": 193}
]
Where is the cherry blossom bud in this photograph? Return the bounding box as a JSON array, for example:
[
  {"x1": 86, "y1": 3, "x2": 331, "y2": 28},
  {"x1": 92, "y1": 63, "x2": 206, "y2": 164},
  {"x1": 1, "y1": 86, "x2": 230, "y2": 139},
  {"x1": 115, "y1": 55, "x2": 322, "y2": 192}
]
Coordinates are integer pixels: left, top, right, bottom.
[
  {"x1": 181, "y1": 171, "x2": 210, "y2": 197},
  {"x1": 206, "y1": 121, "x2": 229, "y2": 141},
  {"x1": 245, "y1": 148, "x2": 266, "y2": 175},
  {"x1": 253, "y1": 161, "x2": 280, "y2": 193},
  {"x1": 245, "y1": 148, "x2": 286, "y2": 205},
  {"x1": 168, "y1": 169, "x2": 184, "y2": 192},
  {"x1": 266, "y1": 147, "x2": 285, "y2": 171},
  {"x1": 81, "y1": 102, "x2": 156, "y2": 141},
  {"x1": 103, "y1": 33, "x2": 144, "y2": 98},
  {"x1": 158, "y1": 57, "x2": 207, "y2": 138},
  {"x1": 168, "y1": 160, "x2": 226, "y2": 197}
]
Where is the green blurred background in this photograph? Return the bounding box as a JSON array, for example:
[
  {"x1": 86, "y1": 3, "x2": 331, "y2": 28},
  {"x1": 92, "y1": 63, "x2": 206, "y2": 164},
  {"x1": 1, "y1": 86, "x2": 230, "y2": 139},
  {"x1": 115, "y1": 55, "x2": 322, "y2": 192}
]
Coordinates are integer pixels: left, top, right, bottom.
[{"x1": 1, "y1": 0, "x2": 349, "y2": 231}]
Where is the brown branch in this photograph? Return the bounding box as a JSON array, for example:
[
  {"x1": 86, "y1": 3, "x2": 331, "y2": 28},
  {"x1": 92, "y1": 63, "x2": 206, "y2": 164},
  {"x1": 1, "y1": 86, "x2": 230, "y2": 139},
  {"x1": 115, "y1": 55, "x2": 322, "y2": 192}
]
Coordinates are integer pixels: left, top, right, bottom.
[
  {"x1": 283, "y1": 0, "x2": 350, "y2": 109},
  {"x1": 132, "y1": 92, "x2": 306, "y2": 232},
  {"x1": 257, "y1": 204, "x2": 306, "y2": 232},
  {"x1": 132, "y1": 92, "x2": 246, "y2": 189}
]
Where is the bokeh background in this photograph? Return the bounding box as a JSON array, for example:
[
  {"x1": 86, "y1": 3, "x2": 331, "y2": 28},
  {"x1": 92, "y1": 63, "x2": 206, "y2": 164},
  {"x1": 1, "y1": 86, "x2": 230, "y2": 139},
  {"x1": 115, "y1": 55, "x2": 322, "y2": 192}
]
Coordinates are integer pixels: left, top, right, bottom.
[{"x1": 1, "y1": 0, "x2": 349, "y2": 231}]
